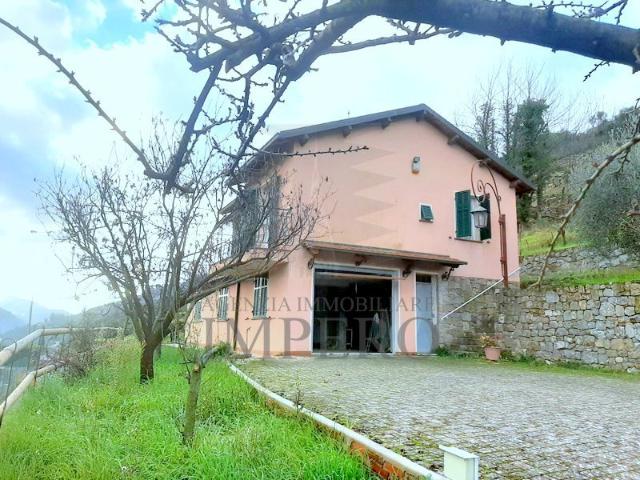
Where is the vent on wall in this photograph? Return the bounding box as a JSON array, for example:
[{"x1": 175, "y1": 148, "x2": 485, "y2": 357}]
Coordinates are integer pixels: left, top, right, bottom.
[{"x1": 420, "y1": 204, "x2": 434, "y2": 222}]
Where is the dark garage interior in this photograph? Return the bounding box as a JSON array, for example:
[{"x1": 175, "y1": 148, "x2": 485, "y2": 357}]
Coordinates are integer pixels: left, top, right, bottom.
[{"x1": 312, "y1": 268, "x2": 391, "y2": 352}]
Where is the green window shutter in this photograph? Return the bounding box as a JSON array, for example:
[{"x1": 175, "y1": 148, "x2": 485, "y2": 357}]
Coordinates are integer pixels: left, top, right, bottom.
[
  {"x1": 480, "y1": 196, "x2": 492, "y2": 241},
  {"x1": 455, "y1": 190, "x2": 471, "y2": 238},
  {"x1": 420, "y1": 204, "x2": 433, "y2": 222}
]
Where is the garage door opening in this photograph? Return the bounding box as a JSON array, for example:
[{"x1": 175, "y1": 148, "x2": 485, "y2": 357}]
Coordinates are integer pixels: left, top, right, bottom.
[{"x1": 312, "y1": 267, "x2": 392, "y2": 353}]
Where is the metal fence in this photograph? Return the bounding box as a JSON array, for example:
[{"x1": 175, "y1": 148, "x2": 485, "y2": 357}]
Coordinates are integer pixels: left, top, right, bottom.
[
  {"x1": 0, "y1": 329, "x2": 68, "y2": 406},
  {"x1": 0, "y1": 327, "x2": 119, "y2": 427}
]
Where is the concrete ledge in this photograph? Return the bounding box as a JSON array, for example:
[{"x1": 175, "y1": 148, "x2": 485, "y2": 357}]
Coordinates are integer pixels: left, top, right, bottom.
[{"x1": 228, "y1": 363, "x2": 447, "y2": 480}]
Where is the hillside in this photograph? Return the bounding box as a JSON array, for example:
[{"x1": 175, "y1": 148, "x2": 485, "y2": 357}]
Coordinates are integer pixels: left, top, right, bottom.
[
  {"x1": 535, "y1": 107, "x2": 635, "y2": 221},
  {"x1": 0, "y1": 299, "x2": 126, "y2": 342},
  {"x1": 0, "y1": 307, "x2": 25, "y2": 336},
  {"x1": 0, "y1": 298, "x2": 68, "y2": 325}
]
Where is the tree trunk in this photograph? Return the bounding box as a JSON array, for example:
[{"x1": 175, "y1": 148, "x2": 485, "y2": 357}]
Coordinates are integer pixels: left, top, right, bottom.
[
  {"x1": 140, "y1": 341, "x2": 157, "y2": 383},
  {"x1": 182, "y1": 359, "x2": 203, "y2": 445}
]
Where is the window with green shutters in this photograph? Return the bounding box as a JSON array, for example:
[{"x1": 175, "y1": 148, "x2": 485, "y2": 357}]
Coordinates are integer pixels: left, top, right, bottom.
[{"x1": 455, "y1": 190, "x2": 472, "y2": 238}]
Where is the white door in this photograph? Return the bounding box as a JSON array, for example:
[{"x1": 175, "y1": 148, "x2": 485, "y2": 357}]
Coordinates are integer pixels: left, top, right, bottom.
[{"x1": 416, "y1": 279, "x2": 435, "y2": 353}]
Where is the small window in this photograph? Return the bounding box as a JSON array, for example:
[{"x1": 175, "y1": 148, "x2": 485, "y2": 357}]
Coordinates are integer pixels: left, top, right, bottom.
[
  {"x1": 194, "y1": 301, "x2": 202, "y2": 322},
  {"x1": 253, "y1": 275, "x2": 269, "y2": 318},
  {"x1": 419, "y1": 203, "x2": 434, "y2": 222},
  {"x1": 217, "y1": 287, "x2": 229, "y2": 320}
]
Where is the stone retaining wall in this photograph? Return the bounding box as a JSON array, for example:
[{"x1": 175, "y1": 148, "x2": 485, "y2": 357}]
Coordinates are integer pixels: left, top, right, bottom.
[
  {"x1": 497, "y1": 283, "x2": 640, "y2": 372},
  {"x1": 438, "y1": 277, "x2": 505, "y2": 352},
  {"x1": 440, "y1": 278, "x2": 640, "y2": 372},
  {"x1": 521, "y1": 246, "x2": 638, "y2": 277}
]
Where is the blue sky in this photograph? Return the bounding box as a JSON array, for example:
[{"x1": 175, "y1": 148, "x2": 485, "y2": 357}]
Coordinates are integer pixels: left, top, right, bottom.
[
  {"x1": 0, "y1": 0, "x2": 638, "y2": 312},
  {"x1": 63, "y1": 0, "x2": 150, "y2": 46}
]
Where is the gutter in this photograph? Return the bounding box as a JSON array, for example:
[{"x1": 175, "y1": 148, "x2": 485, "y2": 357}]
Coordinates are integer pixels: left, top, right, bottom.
[{"x1": 232, "y1": 282, "x2": 241, "y2": 350}]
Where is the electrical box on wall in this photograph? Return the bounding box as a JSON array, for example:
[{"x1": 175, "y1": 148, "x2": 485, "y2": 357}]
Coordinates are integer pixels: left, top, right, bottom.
[{"x1": 411, "y1": 156, "x2": 421, "y2": 174}]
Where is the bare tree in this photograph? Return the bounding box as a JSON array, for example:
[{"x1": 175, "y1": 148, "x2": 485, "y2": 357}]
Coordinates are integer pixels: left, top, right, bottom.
[
  {"x1": 465, "y1": 63, "x2": 581, "y2": 159},
  {"x1": 1, "y1": 1, "x2": 638, "y2": 193},
  {"x1": 2, "y1": 1, "x2": 638, "y2": 306},
  {"x1": 40, "y1": 125, "x2": 326, "y2": 382},
  {"x1": 462, "y1": 62, "x2": 593, "y2": 223}
]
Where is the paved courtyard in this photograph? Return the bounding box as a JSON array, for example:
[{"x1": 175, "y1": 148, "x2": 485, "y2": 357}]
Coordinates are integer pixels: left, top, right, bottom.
[{"x1": 240, "y1": 356, "x2": 640, "y2": 480}]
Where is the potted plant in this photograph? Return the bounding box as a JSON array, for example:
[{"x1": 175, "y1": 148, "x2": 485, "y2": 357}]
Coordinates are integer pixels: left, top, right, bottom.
[{"x1": 479, "y1": 334, "x2": 501, "y2": 361}]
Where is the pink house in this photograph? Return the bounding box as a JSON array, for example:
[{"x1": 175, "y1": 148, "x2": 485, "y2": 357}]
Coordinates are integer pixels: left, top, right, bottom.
[{"x1": 186, "y1": 104, "x2": 534, "y2": 356}]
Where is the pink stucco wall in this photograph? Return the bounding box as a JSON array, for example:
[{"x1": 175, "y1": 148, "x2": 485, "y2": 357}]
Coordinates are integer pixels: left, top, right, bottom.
[
  {"x1": 276, "y1": 117, "x2": 520, "y2": 280},
  {"x1": 187, "y1": 117, "x2": 523, "y2": 356}
]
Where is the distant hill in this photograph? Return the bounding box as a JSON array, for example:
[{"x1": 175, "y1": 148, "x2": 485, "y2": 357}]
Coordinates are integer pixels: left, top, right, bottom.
[
  {"x1": 50, "y1": 302, "x2": 126, "y2": 329},
  {"x1": 0, "y1": 307, "x2": 25, "y2": 335},
  {"x1": 0, "y1": 298, "x2": 127, "y2": 343},
  {"x1": 0, "y1": 298, "x2": 69, "y2": 325}
]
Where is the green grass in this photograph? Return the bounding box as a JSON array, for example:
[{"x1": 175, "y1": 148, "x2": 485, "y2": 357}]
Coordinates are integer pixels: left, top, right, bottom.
[
  {"x1": 0, "y1": 339, "x2": 374, "y2": 480},
  {"x1": 520, "y1": 266, "x2": 640, "y2": 288},
  {"x1": 519, "y1": 226, "x2": 586, "y2": 257}
]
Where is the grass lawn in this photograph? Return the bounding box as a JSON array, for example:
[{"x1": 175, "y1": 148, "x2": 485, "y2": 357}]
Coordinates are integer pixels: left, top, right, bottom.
[
  {"x1": 519, "y1": 226, "x2": 585, "y2": 257},
  {"x1": 520, "y1": 266, "x2": 640, "y2": 288},
  {"x1": 0, "y1": 339, "x2": 374, "y2": 480}
]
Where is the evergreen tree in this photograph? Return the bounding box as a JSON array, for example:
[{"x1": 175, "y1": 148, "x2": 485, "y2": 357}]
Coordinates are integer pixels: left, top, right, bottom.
[{"x1": 508, "y1": 99, "x2": 552, "y2": 223}]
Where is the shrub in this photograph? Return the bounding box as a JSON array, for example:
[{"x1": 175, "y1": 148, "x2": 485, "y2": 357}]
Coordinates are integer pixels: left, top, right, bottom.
[
  {"x1": 500, "y1": 349, "x2": 515, "y2": 361},
  {"x1": 478, "y1": 334, "x2": 499, "y2": 348},
  {"x1": 435, "y1": 345, "x2": 451, "y2": 357},
  {"x1": 55, "y1": 326, "x2": 99, "y2": 381}
]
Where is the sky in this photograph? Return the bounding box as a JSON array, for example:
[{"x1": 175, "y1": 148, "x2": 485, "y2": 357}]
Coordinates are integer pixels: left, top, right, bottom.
[{"x1": 0, "y1": 0, "x2": 638, "y2": 313}]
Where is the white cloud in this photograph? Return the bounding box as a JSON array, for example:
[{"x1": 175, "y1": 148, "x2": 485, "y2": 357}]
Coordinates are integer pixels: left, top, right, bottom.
[
  {"x1": 0, "y1": 0, "x2": 200, "y2": 311},
  {"x1": 79, "y1": 0, "x2": 107, "y2": 31},
  {"x1": 51, "y1": 32, "x2": 202, "y2": 168},
  {"x1": 0, "y1": 195, "x2": 116, "y2": 313}
]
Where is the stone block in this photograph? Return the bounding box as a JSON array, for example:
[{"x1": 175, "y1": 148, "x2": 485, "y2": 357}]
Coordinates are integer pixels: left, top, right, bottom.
[
  {"x1": 582, "y1": 351, "x2": 598, "y2": 364},
  {"x1": 610, "y1": 338, "x2": 627, "y2": 351},
  {"x1": 545, "y1": 292, "x2": 559, "y2": 304},
  {"x1": 599, "y1": 302, "x2": 616, "y2": 317},
  {"x1": 625, "y1": 324, "x2": 636, "y2": 339}
]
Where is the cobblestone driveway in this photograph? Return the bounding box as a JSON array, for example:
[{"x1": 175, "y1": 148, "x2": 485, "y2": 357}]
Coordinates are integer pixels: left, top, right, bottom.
[{"x1": 240, "y1": 357, "x2": 640, "y2": 480}]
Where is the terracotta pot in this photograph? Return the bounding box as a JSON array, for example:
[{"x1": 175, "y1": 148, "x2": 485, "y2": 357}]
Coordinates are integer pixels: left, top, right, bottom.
[{"x1": 484, "y1": 347, "x2": 501, "y2": 361}]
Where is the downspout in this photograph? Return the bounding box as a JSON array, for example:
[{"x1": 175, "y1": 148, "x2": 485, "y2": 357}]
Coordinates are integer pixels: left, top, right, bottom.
[{"x1": 233, "y1": 281, "x2": 241, "y2": 350}]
